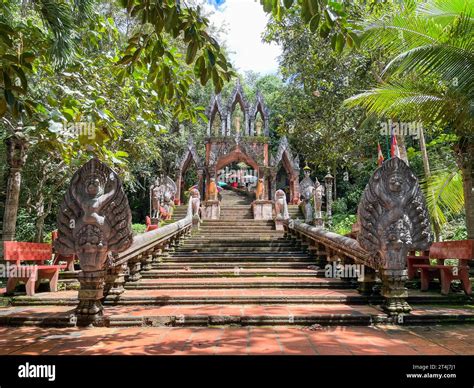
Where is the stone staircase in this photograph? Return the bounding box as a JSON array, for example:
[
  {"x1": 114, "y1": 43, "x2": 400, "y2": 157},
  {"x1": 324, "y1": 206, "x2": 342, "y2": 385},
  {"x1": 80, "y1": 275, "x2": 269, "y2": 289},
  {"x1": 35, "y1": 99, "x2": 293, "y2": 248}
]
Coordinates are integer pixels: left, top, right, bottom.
[{"x1": 1, "y1": 189, "x2": 473, "y2": 327}]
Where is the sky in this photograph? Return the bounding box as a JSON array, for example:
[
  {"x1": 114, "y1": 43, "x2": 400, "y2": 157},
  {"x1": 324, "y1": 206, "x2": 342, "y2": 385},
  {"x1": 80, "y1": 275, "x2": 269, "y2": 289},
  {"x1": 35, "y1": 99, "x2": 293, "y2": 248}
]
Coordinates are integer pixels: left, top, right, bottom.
[{"x1": 203, "y1": 0, "x2": 281, "y2": 75}]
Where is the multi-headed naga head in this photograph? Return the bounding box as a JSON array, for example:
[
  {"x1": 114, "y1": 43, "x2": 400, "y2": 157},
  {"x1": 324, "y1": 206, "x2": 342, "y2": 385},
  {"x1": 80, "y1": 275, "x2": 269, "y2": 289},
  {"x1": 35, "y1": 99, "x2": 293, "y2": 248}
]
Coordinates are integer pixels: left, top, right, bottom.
[{"x1": 357, "y1": 157, "x2": 432, "y2": 270}]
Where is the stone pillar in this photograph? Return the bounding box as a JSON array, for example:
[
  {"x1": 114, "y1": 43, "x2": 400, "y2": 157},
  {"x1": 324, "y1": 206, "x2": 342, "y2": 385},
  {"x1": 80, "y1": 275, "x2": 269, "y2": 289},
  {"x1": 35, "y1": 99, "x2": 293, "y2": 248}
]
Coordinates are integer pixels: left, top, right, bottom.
[
  {"x1": 357, "y1": 266, "x2": 376, "y2": 295},
  {"x1": 269, "y1": 170, "x2": 277, "y2": 203},
  {"x1": 380, "y1": 268, "x2": 411, "y2": 314},
  {"x1": 104, "y1": 263, "x2": 127, "y2": 298},
  {"x1": 202, "y1": 200, "x2": 220, "y2": 220},
  {"x1": 324, "y1": 171, "x2": 334, "y2": 219},
  {"x1": 76, "y1": 270, "x2": 106, "y2": 323},
  {"x1": 127, "y1": 255, "x2": 142, "y2": 282},
  {"x1": 141, "y1": 250, "x2": 153, "y2": 271},
  {"x1": 253, "y1": 200, "x2": 273, "y2": 220}
]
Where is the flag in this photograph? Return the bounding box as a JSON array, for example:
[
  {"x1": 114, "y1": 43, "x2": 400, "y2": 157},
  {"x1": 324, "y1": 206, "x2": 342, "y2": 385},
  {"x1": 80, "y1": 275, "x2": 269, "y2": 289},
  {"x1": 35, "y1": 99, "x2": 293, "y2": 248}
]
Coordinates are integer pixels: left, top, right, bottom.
[
  {"x1": 377, "y1": 143, "x2": 384, "y2": 166},
  {"x1": 391, "y1": 133, "x2": 400, "y2": 158}
]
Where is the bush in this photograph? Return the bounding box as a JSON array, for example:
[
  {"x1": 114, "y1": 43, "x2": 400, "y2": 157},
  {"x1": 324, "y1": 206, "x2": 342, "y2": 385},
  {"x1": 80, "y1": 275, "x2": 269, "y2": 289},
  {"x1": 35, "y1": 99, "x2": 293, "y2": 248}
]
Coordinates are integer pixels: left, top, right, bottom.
[
  {"x1": 131, "y1": 223, "x2": 147, "y2": 235},
  {"x1": 329, "y1": 214, "x2": 357, "y2": 235},
  {"x1": 332, "y1": 198, "x2": 348, "y2": 214}
]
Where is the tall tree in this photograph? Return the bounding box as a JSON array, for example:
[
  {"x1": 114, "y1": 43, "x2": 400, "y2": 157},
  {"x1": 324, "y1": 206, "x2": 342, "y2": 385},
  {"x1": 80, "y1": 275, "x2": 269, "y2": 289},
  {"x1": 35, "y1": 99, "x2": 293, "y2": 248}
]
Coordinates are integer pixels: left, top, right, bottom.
[{"x1": 345, "y1": 0, "x2": 474, "y2": 238}]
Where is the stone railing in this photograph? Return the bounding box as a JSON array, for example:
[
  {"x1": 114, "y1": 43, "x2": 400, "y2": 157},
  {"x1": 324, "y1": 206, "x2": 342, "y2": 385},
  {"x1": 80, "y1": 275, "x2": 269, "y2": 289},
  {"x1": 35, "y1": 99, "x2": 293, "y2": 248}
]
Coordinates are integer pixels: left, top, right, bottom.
[
  {"x1": 283, "y1": 219, "x2": 370, "y2": 263},
  {"x1": 105, "y1": 200, "x2": 194, "y2": 296}
]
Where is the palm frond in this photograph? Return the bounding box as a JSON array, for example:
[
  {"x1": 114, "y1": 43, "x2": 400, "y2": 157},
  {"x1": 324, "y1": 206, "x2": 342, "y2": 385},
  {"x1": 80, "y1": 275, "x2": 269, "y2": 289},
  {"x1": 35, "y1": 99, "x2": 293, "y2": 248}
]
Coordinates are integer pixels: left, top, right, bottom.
[
  {"x1": 345, "y1": 83, "x2": 444, "y2": 120},
  {"x1": 36, "y1": 0, "x2": 76, "y2": 67},
  {"x1": 420, "y1": 168, "x2": 465, "y2": 232},
  {"x1": 385, "y1": 44, "x2": 474, "y2": 98},
  {"x1": 418, "y1": 0, "x2": 474, "y2": 20}
]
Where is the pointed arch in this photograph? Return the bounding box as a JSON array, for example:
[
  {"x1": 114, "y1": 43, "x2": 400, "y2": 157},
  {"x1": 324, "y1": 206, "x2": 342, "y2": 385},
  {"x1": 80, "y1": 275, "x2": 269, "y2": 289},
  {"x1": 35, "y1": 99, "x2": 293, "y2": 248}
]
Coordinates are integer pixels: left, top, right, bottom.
[
  {"x1": 270, "y1": 136, "x2": 301, "y2": 204},
  {"x1": 206, "y1": 94, "x2": 225, "y2": 136},
  {"x1": 250, "y1": 91, "x2": 269, "y2": 136},
  {"x1": 175, "y1": 137, "x2": 204, "y2": 204},
  {"x1": 226, "y1": 81, "x2": 250, "y2": 136}
]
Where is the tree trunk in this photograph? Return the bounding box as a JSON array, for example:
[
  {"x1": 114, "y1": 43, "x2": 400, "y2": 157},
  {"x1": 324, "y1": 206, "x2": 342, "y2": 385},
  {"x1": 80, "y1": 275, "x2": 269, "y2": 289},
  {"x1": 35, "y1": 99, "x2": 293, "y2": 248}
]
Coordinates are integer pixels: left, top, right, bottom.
[
  {"x1": 419, "y1": 127, "x2": 431, "y2": 177},
  {"x1": 418, "y1": 128, "x2": 439, "y2": 240},
  {"x1": 457, "y1": 141, "x2": 474, "y2": 240},
  {"x1": 2, "y1": 134, "x2": 29, "y2": 242}
]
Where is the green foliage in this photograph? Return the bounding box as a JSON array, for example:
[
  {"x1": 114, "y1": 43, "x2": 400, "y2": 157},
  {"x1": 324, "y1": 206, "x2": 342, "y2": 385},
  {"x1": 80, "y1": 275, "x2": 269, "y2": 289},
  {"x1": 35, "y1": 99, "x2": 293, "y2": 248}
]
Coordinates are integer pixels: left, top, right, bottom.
[
  {"x1": 131, "y1": 223, "x2": 147, "y2": 235},
  {"x1": 440, "y1": 216, "x2": 468, "y2": 240},
  {"x1": 329, "y1": 214, "x2": 357, "y2": 235},
  {"x1": 259, "y1": 0, "x2": 368, "y2": 53},
  {"x1": 345, "y1": 0, "x2": 474, "y2": 136},
  {"x1": 420, "y1": 168, "x2": 465, "y2": 237}
]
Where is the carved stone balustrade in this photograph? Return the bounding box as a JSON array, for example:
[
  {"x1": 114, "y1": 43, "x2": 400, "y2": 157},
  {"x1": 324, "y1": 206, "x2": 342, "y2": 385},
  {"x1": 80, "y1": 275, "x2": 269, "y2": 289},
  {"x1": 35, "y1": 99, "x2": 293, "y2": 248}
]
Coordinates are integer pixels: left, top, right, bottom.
[{"x1": 283, "y1": 157, "x2": 432, "y2": 317}]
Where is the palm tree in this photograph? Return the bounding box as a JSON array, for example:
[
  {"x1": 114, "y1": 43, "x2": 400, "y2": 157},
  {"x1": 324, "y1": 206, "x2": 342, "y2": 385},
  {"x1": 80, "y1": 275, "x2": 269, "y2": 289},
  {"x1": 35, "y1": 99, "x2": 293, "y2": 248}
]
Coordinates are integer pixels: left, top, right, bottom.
[
  {"x1": 420, "y1": 168, "x2": 465, "y2": 240},
  {"x1": 345, "y1": 0, "x2": 474, "y2": 239}
]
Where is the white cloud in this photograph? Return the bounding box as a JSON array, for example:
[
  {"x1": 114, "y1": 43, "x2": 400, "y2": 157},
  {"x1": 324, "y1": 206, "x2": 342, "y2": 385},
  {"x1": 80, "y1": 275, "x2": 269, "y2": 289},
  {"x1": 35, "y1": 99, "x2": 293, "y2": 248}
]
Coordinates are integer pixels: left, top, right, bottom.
[{"x1": 203, "y1": 0, "x2": 281, "y2": 75}]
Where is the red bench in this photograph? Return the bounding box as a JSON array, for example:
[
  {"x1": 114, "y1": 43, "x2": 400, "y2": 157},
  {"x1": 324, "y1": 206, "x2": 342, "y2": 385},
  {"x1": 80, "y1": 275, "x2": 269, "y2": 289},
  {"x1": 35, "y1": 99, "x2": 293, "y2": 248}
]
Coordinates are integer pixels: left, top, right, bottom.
[
  {"x1": 3, "y1": 241, "x2": 63, "y2": 296},
  {"x1": 410, "y1": 240, "x2": 473, "y2": 295},
  {"x1": 407, "y1": 250, "x2": 430, "y2": 280},
  {"x1": 51, "y1": 230, "x2": 76, "y2": 271}
]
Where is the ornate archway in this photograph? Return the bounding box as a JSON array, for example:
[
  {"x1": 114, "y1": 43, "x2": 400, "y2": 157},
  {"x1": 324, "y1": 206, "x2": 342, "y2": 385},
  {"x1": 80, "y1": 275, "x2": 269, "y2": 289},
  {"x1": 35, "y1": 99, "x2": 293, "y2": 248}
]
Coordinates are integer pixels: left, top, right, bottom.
[
  {"x1": 175, "y1": 137, "x2": 204, "y2": 205},
  {"x1": 202, "y1": 85, "x2": 300, "y2": 202},
  {"x1": 270, "y1": 136, "x2": 300, "y2": 204}
]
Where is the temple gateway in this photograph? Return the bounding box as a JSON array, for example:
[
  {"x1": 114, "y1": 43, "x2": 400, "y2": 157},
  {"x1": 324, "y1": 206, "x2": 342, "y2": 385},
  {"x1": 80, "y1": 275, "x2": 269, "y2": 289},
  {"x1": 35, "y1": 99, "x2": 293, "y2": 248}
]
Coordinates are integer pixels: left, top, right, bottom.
[{"x1": 174, "y1": 82, "x2": 301, "y2": 205}]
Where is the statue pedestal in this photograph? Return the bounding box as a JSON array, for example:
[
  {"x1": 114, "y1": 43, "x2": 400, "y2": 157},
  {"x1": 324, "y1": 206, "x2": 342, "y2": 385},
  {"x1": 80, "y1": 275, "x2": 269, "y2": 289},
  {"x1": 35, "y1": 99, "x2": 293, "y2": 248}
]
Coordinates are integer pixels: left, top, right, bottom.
[
  {"x1": 253, "y1": 200, "x2": 273, "y2": 220},
  {"x1": 274, "y1": 216, "x2": 289, "y2": 231},
  {"x1": 201, "y1": 200, "x2": 220, "y2": 220},
  {"x1": 380, "y1": 268, "x2": 411, "y2": 316}
]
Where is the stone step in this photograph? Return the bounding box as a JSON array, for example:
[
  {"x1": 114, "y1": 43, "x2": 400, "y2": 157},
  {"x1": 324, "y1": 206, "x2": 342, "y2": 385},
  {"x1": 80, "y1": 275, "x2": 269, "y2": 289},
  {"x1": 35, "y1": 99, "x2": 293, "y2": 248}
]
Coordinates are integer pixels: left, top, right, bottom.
[
  {"x1": 9, "y1": 288, "x2": 373, "y2": 306},
  {"x1": 0, "y1": 304, "x2": 388, "y2": 327},
  {"x1": 181, "y1": 242, "x2": 295, "y2": 248},
  {"x1": 163, "y1": 253, "x2": 311, "y2": 261},
  {"x1": 198, "y1": 227, "x2": 275, "y2": 232},
  {"x1": 4, "y1": 304, "x2": 474, "y2": 328},
  {"x1": 183, "y1": 237, "x2": 289, "y2": 242},
  {"x1": 125, "y1": 277, "x2": 354, "y2": 289},
  {"x1": 151, "y1": 262, "x2": 318, "y2": 269},
  {"x1": 192, "y1": 232, "x2": 284, "y2": 237},
  {"x1": 7, "y1": 289, "x2": 471, "y2": 308},
  {"x1": 141, "y1": 268, "x2": 321, "y2": 278},
  {"x1": 202, "y1": 220, "x2": 273, "y2": 224},
  {"x1": 175, "y1": 247, "x2": 303, "y2": 253}
]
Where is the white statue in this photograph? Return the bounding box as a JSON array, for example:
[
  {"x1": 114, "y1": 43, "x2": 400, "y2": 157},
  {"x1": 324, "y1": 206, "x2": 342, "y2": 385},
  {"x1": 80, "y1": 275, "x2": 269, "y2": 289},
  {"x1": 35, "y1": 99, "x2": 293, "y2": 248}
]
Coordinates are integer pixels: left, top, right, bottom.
[
  {"x1": 274, "y1": 189, "x2": 289, "y2": 220},
  {"x1": 313, "y1": 179, "x2": 324, "y2": 219}
]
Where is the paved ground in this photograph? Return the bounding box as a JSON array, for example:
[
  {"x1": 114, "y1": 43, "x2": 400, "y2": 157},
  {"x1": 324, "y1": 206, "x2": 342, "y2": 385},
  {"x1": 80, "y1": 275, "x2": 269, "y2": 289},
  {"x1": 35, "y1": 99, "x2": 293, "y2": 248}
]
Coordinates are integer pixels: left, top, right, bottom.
[{"x1": 0, "y1": 324, "x2": 473, "y2": 355}]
